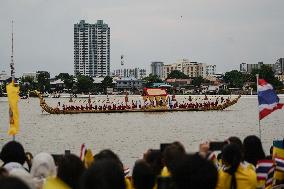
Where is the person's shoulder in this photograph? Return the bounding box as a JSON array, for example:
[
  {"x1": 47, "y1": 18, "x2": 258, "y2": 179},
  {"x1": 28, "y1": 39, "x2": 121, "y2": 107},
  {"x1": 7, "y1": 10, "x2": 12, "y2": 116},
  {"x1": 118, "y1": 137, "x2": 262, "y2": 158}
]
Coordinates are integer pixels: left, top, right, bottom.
[{"x1": 241, "y1": 161, "x2": 256, "y2": 171}]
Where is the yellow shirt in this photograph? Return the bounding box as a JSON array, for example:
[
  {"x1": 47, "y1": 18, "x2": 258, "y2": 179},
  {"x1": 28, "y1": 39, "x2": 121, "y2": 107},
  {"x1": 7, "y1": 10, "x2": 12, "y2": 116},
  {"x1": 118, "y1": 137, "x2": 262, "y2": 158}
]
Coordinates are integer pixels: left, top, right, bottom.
[
  {"x1": 216, "y1": 163, "x2": 257, "y2": 189},
  {"x1": 43, "y1": 177, "x2": 71, "y2": 189},
  {"x1": 125, "y1": 177, "x2": 132, "y2": 189}
]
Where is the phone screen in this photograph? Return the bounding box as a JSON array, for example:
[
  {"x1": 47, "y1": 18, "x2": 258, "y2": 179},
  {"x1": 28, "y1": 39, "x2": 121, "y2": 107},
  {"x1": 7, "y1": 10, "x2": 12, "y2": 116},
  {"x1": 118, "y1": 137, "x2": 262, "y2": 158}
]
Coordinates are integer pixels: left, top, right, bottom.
[{"x1": 209, "y1": 141, "x2": 227, "y2": 151}]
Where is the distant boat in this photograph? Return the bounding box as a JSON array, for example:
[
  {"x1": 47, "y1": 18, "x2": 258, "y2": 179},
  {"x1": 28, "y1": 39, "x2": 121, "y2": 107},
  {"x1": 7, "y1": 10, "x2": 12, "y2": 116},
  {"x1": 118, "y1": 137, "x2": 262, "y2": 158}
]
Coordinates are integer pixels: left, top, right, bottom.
[{"x1": 35, "y1": 89, "x2": 241, "y2": 114}]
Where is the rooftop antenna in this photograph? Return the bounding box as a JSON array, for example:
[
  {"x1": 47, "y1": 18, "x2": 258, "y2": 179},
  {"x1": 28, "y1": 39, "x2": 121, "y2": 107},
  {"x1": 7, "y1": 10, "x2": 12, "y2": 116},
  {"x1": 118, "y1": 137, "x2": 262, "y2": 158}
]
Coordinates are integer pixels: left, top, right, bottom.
[{"x1": 10, "y1": 20, "x2": 15, "y2": 82}]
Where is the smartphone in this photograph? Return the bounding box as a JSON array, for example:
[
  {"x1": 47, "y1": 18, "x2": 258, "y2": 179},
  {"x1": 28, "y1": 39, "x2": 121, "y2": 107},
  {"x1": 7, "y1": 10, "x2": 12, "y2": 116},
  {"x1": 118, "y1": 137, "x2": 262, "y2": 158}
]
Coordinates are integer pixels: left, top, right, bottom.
[
  {"x1": 160, "y1": 143, "x2": 171, "y2": 153},
  {"x1": 209, "y1": 141, "x2": 227, "y2": 151}
]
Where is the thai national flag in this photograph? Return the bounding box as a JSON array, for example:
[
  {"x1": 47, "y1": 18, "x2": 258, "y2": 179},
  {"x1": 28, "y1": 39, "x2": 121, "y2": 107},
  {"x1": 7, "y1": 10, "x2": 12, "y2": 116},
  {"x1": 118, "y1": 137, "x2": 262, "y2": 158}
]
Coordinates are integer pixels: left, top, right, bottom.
[
  {"x1": 258, "y1": 79, "x2": 283, "y2": 120},
  {"x1": 256, "y1": 159, "x2": 275, "y2": 188},
  {"x1": 275, "y1": 157, "x2": 284, "y2": 172},
  {"x1": 80, "y1": 143, "x2": 86, "y2": 161}
]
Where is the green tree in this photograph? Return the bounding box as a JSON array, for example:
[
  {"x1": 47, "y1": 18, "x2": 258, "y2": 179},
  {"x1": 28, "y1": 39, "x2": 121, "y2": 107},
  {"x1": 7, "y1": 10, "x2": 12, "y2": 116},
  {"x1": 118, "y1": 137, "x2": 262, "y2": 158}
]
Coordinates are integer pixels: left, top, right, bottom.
[
  {"x1": 76, "y1": 75, "x2": 94, "y2": 93},
  {"x1": 19, "y1": 76, "x2": 37, "y2": 94},
  {"x1": 55, "y1": 73, "x2": 70, "y2": 80},
  {"x1": 143, "y1": 74, "x2": 163, "y2": 83},
  {"x1": 100, "y1": 76, "x2": 114, "y2": 94},
  {"x1": 167, "y1": 70, "x2": 189, "y2": 79},
  {"x1": 223, "y1": 70, "x2": 245, "y2": 88},
  {"x1": 37, "y1": 71, "x2": 50, "y2": 92},
  {"x1": 250, "y1": 65, "x2": 283, "y2": 90},
  {"x1": 55, "y1": 73, "x2": 75, "y2": 92},
  {"x1": 191, "y1": 76, "x2": 204, "y2": 87},
  {"x1": 143, "y1": 74, "x2": 163, "y2": 88}
]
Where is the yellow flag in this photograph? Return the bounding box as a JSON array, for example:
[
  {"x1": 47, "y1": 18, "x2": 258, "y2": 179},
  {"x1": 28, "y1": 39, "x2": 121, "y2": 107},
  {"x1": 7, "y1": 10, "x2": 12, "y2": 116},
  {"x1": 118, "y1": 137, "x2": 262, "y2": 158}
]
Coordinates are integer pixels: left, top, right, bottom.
[
  {"x1": 6, "y1": 81, "x2": 20, "y2": 136},
  {"x1": 84, "y1": 149, "x2": 94, "y2": 168},
  {"x1": 160, "y1": 166, "x2": 171, "y2": 177}
]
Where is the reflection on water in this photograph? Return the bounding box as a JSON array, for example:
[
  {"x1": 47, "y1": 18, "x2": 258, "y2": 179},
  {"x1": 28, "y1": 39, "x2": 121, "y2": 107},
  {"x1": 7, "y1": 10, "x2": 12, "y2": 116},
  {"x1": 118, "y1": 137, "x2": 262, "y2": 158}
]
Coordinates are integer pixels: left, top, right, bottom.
[{"x1": 0, "y1": 96, "x2": 283, "y2": 168}]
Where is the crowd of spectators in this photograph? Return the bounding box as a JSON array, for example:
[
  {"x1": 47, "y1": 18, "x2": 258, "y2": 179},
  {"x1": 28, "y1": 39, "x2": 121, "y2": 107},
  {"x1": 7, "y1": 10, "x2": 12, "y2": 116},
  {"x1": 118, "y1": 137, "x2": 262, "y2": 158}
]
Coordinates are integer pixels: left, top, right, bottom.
[{"x1": 0, "y1": 135, "x2": 283, "y2": 189}]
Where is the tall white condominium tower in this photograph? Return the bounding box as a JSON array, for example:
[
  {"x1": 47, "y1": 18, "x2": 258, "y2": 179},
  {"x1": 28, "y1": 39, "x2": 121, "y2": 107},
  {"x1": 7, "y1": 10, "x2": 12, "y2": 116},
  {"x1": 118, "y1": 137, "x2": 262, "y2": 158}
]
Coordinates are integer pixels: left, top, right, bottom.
[{"x1": 74, "y1": 20, "x2": 110, "y2": 77}]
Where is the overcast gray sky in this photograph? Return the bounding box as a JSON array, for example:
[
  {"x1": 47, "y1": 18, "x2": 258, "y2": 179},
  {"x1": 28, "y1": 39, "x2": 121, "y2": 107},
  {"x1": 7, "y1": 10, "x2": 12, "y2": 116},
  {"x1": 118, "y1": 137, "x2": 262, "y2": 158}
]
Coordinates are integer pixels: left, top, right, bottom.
[{"x1": 0, "y1": 0, "x2": 283, "y2": 77}]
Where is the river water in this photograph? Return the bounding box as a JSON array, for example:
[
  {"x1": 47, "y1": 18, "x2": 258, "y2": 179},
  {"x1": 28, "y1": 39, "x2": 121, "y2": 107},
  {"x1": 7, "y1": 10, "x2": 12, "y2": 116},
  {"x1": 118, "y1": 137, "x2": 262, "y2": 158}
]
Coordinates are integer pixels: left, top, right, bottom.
[{"x1": 0, "y1": 95, "x2": 283, "y2": 168}]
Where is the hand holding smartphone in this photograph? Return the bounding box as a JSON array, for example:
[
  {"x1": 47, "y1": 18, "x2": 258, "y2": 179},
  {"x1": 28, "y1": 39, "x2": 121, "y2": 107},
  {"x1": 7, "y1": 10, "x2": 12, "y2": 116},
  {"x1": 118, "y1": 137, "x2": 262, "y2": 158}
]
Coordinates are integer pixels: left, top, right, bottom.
[{"x1": 209, "y1": 141, "x2": 227, "y2": 151}]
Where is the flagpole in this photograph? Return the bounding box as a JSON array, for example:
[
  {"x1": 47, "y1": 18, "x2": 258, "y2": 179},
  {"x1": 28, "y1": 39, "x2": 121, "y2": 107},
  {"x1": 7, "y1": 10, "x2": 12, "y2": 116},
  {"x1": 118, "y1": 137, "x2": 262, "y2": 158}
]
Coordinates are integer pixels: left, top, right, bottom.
[
  {"x1": 10, "y1": 20, "x2": 16, "y2": 141},
  {"x1": 256, "y1": 74, "x2": 262, "y2": 140}
]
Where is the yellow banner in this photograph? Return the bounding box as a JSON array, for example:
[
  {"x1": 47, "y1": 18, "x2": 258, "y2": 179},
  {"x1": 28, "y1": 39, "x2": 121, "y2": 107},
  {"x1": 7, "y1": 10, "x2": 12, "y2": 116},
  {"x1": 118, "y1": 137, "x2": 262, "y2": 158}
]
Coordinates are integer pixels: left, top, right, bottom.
[{"x1": 6, "y1": 82, "x2": 20, "y2": 136}]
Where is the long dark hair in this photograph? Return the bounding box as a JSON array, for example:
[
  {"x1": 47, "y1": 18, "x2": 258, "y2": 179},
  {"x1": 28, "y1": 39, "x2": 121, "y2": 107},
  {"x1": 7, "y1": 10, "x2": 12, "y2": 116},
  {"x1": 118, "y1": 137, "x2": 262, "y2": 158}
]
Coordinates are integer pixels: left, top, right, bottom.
[
  {"x1": 243, "y1": 135, "x2": 265, "y2": 166},
  {"x1": 222, "y1": 144, "x2": 242, "y2": 189}
]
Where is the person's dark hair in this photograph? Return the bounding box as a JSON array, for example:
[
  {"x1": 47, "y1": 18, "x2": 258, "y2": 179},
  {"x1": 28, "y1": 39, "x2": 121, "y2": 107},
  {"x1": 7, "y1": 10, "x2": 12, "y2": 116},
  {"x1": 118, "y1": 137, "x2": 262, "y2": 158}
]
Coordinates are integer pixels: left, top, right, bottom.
[
  {"x1": 227, "y1": 136, "x2": 242, "y2": 151},
  {"x1": 57, "y1": 154, "x2": 85, "y2": 189},
  {"x1": 222, "y1": 144, "x2": 242, "y2": 189},
  {"x1": 163, "y1": 143, "x2": 186, "y2": 173},
  {"x1": 0, "y1": 141, "x2": 26, "y2": 165},
  {"x1": 172, "y1": 154, "x2": 218, "y2": 189},
  {"x1": 132, "y1": 160, "x2": 155, "y2": 189},
  {"x1": 81, "y1": 159, "x2": 126, "y2": 189},
  {"x1": 25, "y1": 152, "x2": 33, "y2": 172},
  {"x1": 0, "y1": 177, "x2": 31, "y2": 189},
  {"x1": 94, "y1": 149, "x2": 123, "y2": 168},
  {"x1": 144, "y1": 149, "x2": 163, "y2": 176},
  {"x1": 172, "y1": 141, "x2": 186, "y2": 154},
  {"x1": 243, "y1": 135, "x2": 265, "y2": 166},
  {"x1": 217, "y1": 136, "x2": 243, "y2": 161}
]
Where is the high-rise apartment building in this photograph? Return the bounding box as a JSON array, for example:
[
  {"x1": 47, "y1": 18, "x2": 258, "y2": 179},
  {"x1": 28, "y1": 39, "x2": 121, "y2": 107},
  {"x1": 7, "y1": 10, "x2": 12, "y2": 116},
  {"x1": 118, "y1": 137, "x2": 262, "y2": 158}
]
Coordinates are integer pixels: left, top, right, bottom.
[
  {"x1": 151, "y1": 62, "x2": 164, "y2": 79},
  {"x1": 275, "y1": 58, "x2": 284, "y2": 74},
  {"x1": 74, "y1": 20, "x2": 110, "y2": 77},
  {"x1": 240, "y1": 63, "x2": 247, "y2": 73}
]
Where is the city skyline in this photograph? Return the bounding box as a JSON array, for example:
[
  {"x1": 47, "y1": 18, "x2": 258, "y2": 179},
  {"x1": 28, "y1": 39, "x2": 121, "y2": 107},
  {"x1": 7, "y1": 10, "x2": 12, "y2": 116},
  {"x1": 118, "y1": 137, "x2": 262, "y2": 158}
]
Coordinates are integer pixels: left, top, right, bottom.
[{"x1": 0, "y1": 0, "x2": 284, "y2": 77}]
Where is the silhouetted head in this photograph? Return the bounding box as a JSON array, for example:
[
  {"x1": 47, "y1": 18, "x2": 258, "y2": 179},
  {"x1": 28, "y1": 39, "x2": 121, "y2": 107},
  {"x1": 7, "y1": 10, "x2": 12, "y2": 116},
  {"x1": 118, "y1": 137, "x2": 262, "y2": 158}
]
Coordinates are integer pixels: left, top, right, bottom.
[
  {"x1": 172, "y1": 154, "x2": 218, "y2": 189},
  {"x1": 132, "y1": 160, "x2": 155, "y2": 189},
  {"x1": 57, "y1": 154, "x2": 85, "y2": 189},
  {"x1": 163, "y1": 143, "x2": 186, "y2": 173},
  {"x1": 0, "y1": 177, "x2": 31, "y2": 189},
  {"x1": 81, "y1": 159, "x2": 126, "y2": 189},
  {"x1": 243, "y1": 135, "x2": 265, "y2": 166},
  {"x1": 143, "y1": 149, "x2": 163, "y2": 176},
  {"x1": 172, "y1": 141, "x2": 186, "y2": 154},
  {"x1": 94, "y1": 149, "x2": 123, "y2": 169},
  {"x1": 0, "y1": 141, "x2": 26, "y2": 165},
  {"x1": 227, "y1": 136, "x2": 242, "y2": 151}
]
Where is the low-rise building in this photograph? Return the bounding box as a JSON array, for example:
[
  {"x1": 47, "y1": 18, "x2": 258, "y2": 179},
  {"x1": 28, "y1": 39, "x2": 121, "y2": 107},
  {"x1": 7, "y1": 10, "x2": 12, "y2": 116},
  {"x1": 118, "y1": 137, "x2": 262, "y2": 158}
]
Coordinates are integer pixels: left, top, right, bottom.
[
  {"x1": 22, "y1": 72, "x2": 38, "y2": 81},
  {"x1": 240, "y1": 62, "x2": 275, "y2": 73},
  {"x1": 115, "y1": 77, "x2": 144, "y2": 90},
  {"x1": 0, "y1": 71, "x2": 10, "y2": 85},
  {"x1": 162, "y1": 59, "x2": 206, "y2": 79},
  {"x1": 276, "y1": 74, "x2": 284, "y2": 84},
  {"x1": 206, "y1": 65, "x2": 216, "y2": 76},
  {"x1": 112, "y1": 68, "x2": 146, "y2": 79}
]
